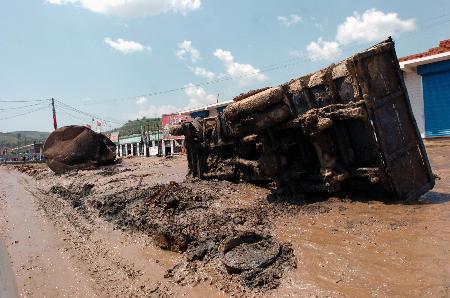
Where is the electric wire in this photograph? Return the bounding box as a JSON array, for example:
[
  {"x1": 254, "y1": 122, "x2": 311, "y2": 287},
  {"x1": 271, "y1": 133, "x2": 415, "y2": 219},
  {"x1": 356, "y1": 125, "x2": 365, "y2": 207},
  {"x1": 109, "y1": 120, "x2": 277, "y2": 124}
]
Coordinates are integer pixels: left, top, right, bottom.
[
  {"x1": 78, "y1": 17, "x2": 450, "y2": 108},
  {"x1": 0, "y1": 104, "x2": 50, "y2": 121},
  {"x1": 0, "y1": 102, "x2": 50, "y2": 112},
  {"x1": 1, "y1": 12, "x2": 449, "y2": 127},
  {"x1": 57, "y1": 106, "x2": 91, "y2": 125},
  {"x1": 0, "y1": 99, "x2": 50, "y2": 103},
  {"x1": 55, "y1": 100, "x2": 125, "y2": 127},
  {"x1": 56, "y1": 100, "x2": 124, "y2": 124},
  {"x1": 52, "y1": 15, "x2": 450, "y2": 127}
]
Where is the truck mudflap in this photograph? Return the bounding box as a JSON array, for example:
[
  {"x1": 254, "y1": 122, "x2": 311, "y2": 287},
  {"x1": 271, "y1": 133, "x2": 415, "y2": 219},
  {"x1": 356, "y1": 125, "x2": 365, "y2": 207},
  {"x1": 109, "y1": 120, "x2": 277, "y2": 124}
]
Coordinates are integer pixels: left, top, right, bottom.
[{"x1": 171, "y1": 38, "x2": 435, "y2": 201}]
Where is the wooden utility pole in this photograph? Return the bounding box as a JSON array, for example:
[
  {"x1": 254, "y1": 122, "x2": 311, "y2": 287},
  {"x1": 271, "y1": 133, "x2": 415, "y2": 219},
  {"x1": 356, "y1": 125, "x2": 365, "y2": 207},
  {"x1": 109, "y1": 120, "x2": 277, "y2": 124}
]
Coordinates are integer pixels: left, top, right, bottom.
[{"x1": 51, "y1": 98, "x2": 58, "y2": 130}]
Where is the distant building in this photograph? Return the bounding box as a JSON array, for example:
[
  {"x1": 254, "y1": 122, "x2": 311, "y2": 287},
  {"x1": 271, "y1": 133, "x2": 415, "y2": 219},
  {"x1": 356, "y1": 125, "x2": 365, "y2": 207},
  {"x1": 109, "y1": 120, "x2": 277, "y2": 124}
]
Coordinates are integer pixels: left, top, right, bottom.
[
  {"x1": 4, "y1": 143, "x2": 44, "y2": 161},
  {"x1": 116, "y1": 131, "x2": 163, "y2": 158},
  {"x1": 160, "y1": 101, "x2": 234, "y2": 156},
  {"x1": 161, "y1": 113, "x2": 190, "y2": 156},
  {"x1": 400, "y1": 39, "x2": 450, "y2": 137},
  {"x1": 178, "y1": 100, "x2": 234, "y2": 119}
]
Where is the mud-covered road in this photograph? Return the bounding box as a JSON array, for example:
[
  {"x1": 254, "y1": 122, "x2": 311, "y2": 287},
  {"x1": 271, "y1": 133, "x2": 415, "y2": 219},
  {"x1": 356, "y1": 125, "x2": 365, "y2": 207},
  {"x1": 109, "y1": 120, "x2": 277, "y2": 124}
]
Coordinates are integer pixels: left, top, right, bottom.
[
  {"x1": 0, "y1": 161, "x2": 226, "y2": 297},
  {"x1": 1, "y1": 140, "x2": 450, "y2": 297}
]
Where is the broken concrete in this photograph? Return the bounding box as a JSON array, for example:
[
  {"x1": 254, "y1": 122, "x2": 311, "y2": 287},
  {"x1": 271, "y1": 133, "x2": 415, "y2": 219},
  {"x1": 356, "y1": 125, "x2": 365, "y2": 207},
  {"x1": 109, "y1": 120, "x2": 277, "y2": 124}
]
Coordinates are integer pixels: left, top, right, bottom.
[{"x1": 43, "y1": 125, "x2": 116, "y2": 174}]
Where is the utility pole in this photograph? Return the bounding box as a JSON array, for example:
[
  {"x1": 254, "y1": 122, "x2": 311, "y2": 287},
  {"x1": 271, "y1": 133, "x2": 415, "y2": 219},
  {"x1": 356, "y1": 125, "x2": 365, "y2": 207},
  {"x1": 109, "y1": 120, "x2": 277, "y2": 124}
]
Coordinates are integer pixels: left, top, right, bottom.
[
  {"x1": 157, "y1": 124, "x2": 161, "y2": 156},
  {"x1": 51, "y1": 98, "x2": 58, "y2": 130}
]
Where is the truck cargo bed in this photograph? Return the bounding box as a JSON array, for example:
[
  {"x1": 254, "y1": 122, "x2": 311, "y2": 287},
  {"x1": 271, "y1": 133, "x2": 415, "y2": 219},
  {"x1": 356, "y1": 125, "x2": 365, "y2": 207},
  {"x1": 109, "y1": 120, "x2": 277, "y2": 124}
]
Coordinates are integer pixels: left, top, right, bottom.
[{"x1": 172, "y1": 38, "x2": 434, "y2": 201}]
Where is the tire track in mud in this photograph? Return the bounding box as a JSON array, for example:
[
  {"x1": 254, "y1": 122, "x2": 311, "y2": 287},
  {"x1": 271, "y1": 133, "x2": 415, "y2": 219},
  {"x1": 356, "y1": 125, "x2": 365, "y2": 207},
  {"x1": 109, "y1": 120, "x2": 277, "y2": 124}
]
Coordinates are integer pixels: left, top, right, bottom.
[
  {"x1": 27, "y1": 182, "x2": 166, "y2": 297},
  {"x1": 44, "y1": 178, "x2": 297, "y2": 295}
]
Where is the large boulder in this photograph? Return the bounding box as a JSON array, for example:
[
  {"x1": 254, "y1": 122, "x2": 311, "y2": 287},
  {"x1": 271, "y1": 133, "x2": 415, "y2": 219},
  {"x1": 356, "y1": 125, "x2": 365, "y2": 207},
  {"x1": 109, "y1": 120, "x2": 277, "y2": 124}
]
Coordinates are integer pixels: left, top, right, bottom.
[{"x1": 43, "y1": 125, "x2": 116, "y2": 174}]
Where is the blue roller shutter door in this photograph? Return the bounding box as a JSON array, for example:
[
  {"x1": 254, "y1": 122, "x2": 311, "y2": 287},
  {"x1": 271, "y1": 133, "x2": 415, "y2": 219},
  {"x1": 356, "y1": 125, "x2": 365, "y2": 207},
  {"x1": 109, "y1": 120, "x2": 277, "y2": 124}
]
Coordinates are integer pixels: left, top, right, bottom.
[{"x1": 418, "y1": 60, "x2": 450, "y2": 137}]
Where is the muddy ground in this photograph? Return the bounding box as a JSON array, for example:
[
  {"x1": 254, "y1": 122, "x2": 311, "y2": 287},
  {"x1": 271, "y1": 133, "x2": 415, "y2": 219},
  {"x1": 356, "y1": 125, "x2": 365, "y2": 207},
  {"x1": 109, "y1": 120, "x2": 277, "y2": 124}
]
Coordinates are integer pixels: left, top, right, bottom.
[{"x1": 1, "y1": 139, "x2": 450, "y2": 297}]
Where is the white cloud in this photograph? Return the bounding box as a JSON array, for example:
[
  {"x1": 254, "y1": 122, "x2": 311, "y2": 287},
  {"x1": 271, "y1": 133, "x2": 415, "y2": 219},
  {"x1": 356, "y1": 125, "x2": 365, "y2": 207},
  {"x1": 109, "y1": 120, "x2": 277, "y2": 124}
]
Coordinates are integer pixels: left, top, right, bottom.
[
  {"x1": 47, "y1": 0, "x2": 201, "y2": 17},
  {"x1": 136, "y1": 104, "x2": 178, "y2": 119},
  {"x1": 336, "y1": 9, "x2": 416, "y2": 45},
  {"x1": 306, "y1": 38, "x2": 341, "y2": 61},
  {"x1": 104, "y1": 37, "x2": 150, "y2": 54},
  {"x1": 304, "y1": 9, "x2": 414, "y2": 61},
  {"x1": 134, "y1": 84, "x2": 216, "y2": 118},
  {"x1": 278, "y1": 14, "x2": 302, "y2": 27},
  {"x1": 213, "y1": 49, "x2": 267, "y2": 86},
  {"x1": 189, "y1": 66, "x2": 216, "y2": 81},
  {"x1": 184, "y1": 83, "x2": 216, "y2": 109},
  {"x1": 213, "y1": 49, "x2": 233, "y2": 63},
  {"x1": 136, "y1": 96, "x2": 148, "y2": 105},
  {"x1": 176, "y1": 40, "x2": 200, "y2": 63}
]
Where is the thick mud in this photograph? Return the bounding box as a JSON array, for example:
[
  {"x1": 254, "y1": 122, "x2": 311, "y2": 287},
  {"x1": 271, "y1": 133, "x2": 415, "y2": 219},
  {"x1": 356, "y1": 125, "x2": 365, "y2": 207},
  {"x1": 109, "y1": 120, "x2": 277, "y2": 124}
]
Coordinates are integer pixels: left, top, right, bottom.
[
  {"x1": 4, "y1": 139, "x2": 450, "y2": 297},
  {"x1": 47, "y1": 176, "x2": 297, "y2": 293}
]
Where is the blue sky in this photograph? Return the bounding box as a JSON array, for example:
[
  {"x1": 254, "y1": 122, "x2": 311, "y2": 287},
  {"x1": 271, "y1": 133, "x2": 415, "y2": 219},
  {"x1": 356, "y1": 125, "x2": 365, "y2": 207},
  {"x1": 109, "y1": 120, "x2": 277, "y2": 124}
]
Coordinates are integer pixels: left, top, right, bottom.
[{"x1": 1, "y1": 0, "x2": 449, "y2": 132}]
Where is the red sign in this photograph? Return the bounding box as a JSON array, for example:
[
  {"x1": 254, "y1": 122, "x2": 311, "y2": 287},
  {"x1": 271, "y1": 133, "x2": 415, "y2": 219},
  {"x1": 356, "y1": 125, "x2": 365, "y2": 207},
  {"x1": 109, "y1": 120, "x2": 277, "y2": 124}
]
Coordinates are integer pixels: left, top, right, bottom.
[
  {"x1": 161, "y1": 114, "x2": 190, "y2": 130},
  {"x1": 109, "y1": 132, "x2": 119, "y2": 142},
  {"x1": 161, "y1": 113, "x2": 190, "y2": 140}
]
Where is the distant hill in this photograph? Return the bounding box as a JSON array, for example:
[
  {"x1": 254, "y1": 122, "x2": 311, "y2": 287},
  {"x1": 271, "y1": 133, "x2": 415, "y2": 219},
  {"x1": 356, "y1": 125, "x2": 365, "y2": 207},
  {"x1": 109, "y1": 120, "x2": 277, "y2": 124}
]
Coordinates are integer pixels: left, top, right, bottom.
[
  {"x1": 118, "y1": 117, "x2": 161, "y2": 136},
  {"x1": 0, "y1": 131, "x2": 50, "y2": 147},
  {"x1": 0, "y1": 118, "x2": 162, "y2": 147}
]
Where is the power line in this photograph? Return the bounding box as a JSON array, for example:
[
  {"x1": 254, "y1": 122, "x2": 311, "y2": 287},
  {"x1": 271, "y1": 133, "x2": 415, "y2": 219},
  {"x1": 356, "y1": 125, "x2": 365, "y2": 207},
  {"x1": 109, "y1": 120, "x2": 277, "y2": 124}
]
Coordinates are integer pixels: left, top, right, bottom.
[
  {"x1": 57, "y1": 107, "x2": 91, "y2": 125},
  {"x1": 0, "y1": 99, "x2": 50, "y2": 103},
  {"x1": 57, "y1": 102, "x2": 161, "y2": 133},
  {"x1": 77, "y1": 59, "x2": 310, "y2": 107},
  {"x1": 55, "y1": 99, "x2": 125, "y2": 126},
  {"x1": 80, "y1": 41, "x2": 447, "y2": 107},
  {"x1": 1, "y1": 12, "x2": 448, "y2": 127},
  {"x1": 0, "y1": 104, "x2": 50, "y2": 121},
  {"x1": 0, "y1": 102, "x2": 50, "y2": 112},
  {"x1": 54, "y1": 23, "x2": 450, "y2": 122}
]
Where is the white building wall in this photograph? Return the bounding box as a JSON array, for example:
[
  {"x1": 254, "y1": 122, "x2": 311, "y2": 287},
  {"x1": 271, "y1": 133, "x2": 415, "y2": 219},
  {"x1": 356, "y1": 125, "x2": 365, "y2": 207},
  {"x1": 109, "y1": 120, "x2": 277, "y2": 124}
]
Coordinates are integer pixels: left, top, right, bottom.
[
  {"x1": 403, "y1": 71, "x2": 425, "y2": 137},
  {"x1": 208, "y1": 108, "x2": 218, "y2": 118}
]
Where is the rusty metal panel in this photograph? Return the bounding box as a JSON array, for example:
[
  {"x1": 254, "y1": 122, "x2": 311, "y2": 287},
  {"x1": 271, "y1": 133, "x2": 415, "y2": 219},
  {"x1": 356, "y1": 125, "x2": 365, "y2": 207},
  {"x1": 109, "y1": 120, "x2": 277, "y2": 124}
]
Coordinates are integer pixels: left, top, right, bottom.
[
  {"x1": 352, "y1": 40, "x2": 435, "y2": 200},
  {"x1": 172, "y1": 38, "x2": 435, "y2": 201}
]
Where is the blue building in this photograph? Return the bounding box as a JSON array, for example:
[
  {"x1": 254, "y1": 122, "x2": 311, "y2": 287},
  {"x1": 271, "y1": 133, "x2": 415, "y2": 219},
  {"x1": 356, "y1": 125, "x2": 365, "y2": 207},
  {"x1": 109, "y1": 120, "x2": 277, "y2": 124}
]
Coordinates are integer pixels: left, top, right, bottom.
[
  {"x1": 178, "y1": 100, "x2": 234, "y2": 120},
  {"x1": 400, "y1": 39, "x2": 450, "y2": 137}
]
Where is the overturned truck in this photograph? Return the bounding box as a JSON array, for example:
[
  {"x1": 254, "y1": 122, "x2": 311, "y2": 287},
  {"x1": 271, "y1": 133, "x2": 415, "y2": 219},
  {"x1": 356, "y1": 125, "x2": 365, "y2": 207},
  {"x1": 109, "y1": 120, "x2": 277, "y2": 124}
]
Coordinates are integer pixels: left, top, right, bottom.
[{"x1": 171, "y1": 38, "x2": 435, "y2": 200}]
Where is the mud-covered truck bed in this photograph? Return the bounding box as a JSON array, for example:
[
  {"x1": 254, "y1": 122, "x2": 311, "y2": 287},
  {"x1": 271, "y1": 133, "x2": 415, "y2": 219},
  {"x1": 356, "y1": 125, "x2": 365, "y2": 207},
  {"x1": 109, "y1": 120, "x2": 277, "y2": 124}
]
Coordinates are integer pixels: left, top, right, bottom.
[{"x1": 172, "y1": 38, "x2": 435, "y2": 201}]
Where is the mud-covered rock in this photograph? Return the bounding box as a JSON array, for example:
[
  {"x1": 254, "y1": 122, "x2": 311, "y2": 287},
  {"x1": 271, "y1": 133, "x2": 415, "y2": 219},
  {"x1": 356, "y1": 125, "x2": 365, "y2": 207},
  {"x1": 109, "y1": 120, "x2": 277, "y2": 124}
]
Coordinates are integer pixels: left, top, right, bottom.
[{"x1": 43, "y1": 125, "x2": 116, "y2": 174}]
